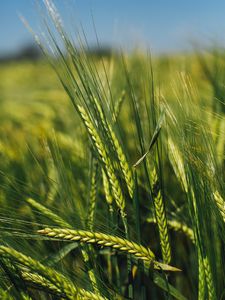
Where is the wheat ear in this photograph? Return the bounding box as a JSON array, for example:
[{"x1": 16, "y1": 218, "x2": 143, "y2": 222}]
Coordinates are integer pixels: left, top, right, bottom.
[
  {"x1": 151, "y1": 168, "x2": 171, "y2": 264},
  {"x1": 38, "y1": 227, "x2": 154, "y2": 261},
  {"x1": 42, "y1": 139, "x2": 58, "y2": 205},
  {"x1": 168, "y1": 137, "x2": 188, "y2": 192},
  {"x1": 26, "y1": 198, "x2": 70, "y2": 228},
  {"x1": 202, "y1": 255, "x2": 216, "y2": 300},
  {"x1": 113, "y1": 90, "x2": 125, "y2": 122},
  {"x1": 93, "y1": 97, "x2": 134, "y2": 199},
  {"x1": 87, "y1": 157, "x2": 98, "y2": 230},
  {"x1": 0, "y1": 289, "x2": 13, "y2": 300},
  {"x1": 38, "y1": 227, "x2": 180, "y2": 272},
  {"x1": 77, "y1": 105, "x2": 125, "y2": 212},
  {"x1": 213, "y1": 191, "x2": 225, "y2": 222},
  {"x1": 102, "y1": 169, "x2": 113, "y2": 206},
  {"x1": 21, "y1": 271, "x2": 66, "y2": 298},
  {"x1": 26, "y1": 198, "x2": 99, "y2": 295},
  {"x1": 108, "y1": 124, "x2": 134, "y2": 198},
  {"x1": 0, "y1": 246, "x2": 105, "y2": 300},
  {"x1": 21, "y1": 294, "x2": 32, "y2": 300},
  {"x1": 168, "y1": 219, "x2": 194, "y2": 243},
  {"x1": 198, "y1": 253, "x2": 206, "y2": 300}
]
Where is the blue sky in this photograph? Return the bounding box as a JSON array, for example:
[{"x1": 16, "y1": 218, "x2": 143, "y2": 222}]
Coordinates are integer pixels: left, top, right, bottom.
[{"x1": 1, "y1": 0, "x2": 225, "y2": 55}]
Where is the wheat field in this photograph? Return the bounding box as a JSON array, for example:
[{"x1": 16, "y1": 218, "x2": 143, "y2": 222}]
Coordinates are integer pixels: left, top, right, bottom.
[{"x1": 0, "y1": 2, "x2": 224, "y2": 299}]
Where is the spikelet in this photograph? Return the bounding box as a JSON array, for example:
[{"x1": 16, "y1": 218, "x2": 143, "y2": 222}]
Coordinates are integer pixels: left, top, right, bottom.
[
  {"x1": 151, "y1": 168, "x2": 171, "y2": 264},
  {"x1": 0, "y1": 246, "x2": 105, "y2": 300}
]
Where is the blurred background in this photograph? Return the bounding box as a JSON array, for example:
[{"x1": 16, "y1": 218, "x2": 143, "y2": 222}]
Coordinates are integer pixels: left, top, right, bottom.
[{"x1": 1, "y1": 0, "x2": 225, "y2": 61}]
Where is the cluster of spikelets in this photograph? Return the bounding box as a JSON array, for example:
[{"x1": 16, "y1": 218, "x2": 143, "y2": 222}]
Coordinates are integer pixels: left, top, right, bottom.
[{"x1": 0, "y1": 1, "x2": 224, "y2": 299}]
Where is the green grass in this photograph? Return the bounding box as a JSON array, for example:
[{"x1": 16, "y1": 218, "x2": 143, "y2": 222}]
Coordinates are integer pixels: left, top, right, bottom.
[{"x1": 0, "y1": 2, "x2": 224, "y2": 299}]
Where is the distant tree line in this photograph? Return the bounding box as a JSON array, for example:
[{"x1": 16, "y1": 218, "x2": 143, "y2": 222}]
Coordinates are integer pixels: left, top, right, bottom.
[{"x1": 0, "y1": 43, "x2": 115, "y2": 63}]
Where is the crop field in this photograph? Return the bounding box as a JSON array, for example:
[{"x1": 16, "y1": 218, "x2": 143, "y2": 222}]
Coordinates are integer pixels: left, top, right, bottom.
[{"x1": 0, "y1": 4, "x2": 224, "y2": 300}]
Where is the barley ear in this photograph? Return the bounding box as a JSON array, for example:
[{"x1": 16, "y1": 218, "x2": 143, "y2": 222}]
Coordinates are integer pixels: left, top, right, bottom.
[{"x1": 151, "y1": 168, "x2": 171, "y2": 264}]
